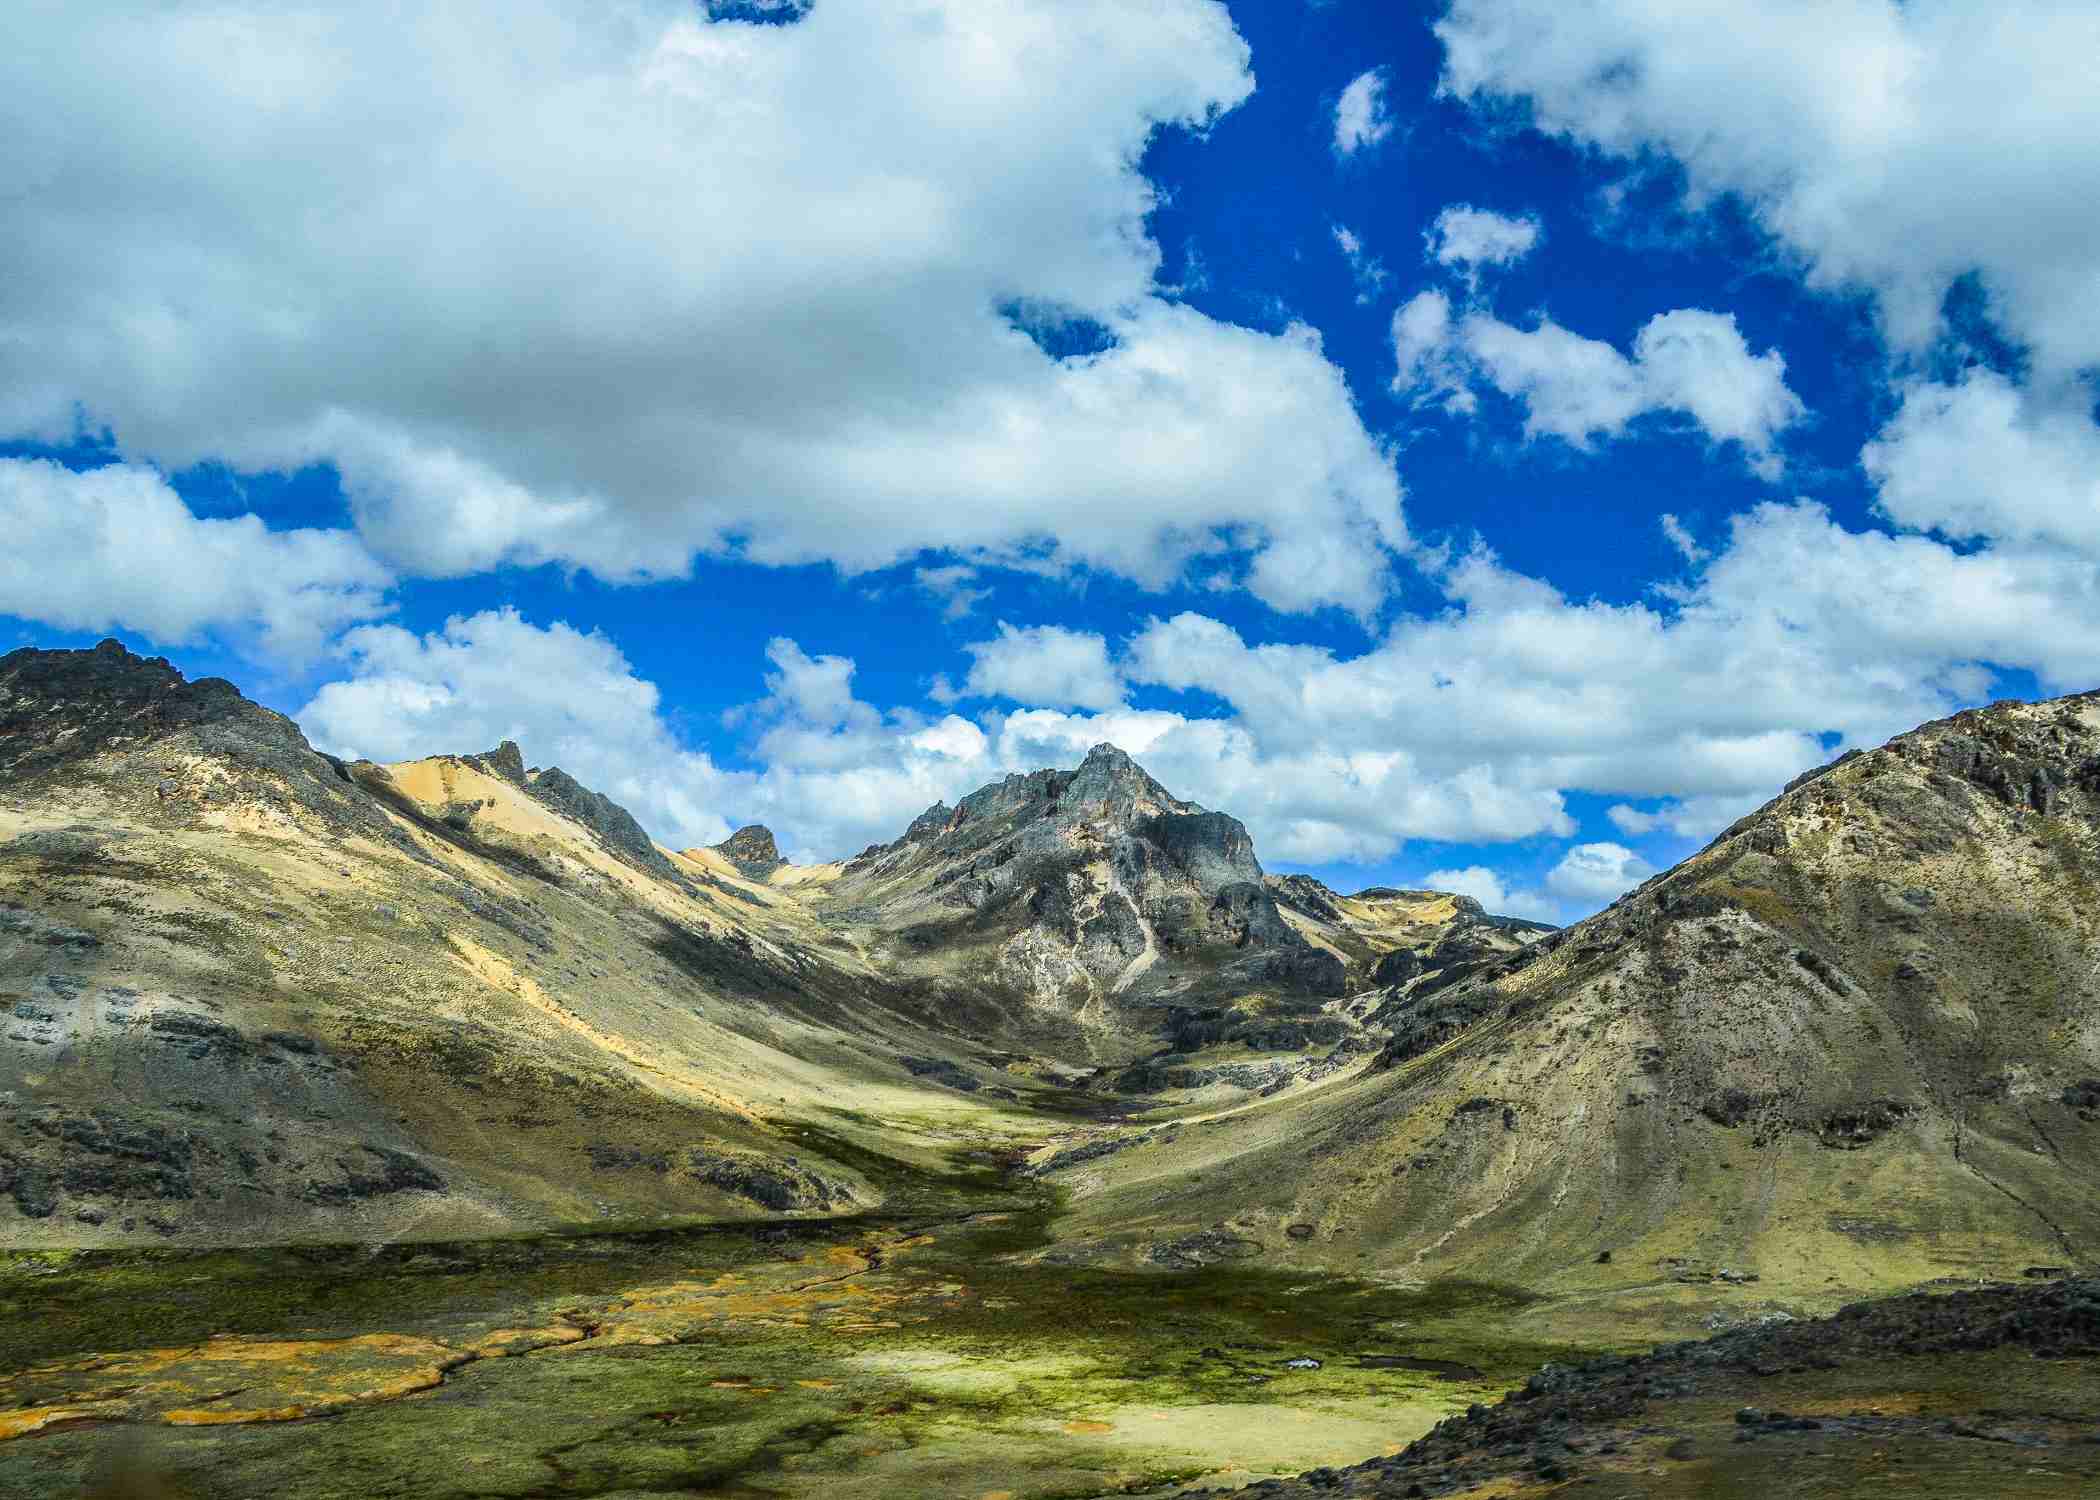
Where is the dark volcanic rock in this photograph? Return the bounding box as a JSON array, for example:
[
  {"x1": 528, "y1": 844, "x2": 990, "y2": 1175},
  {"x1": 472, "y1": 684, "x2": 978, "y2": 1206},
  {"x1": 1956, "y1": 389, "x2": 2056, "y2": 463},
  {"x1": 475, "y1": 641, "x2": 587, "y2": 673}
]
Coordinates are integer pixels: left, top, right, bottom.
[
  {"x1": 301, "y1": 1146, "x2": 446, "y2": 1204},
  {"x1": 713, "y1": 824, "x2": 784, "y2": 877},
  {"x1": 468, "y1": 740, "x2": 529, "y2": 785},
  {"x1": 899, "y1": 1055, "x2": 983, "y2": 1092}
]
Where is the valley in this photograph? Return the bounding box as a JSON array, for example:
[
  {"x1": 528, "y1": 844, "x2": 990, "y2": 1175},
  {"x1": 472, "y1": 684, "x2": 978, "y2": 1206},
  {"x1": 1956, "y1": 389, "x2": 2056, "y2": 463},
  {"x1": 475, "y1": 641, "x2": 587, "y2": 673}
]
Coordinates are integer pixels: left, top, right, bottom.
[{"x1": 1, "y1": 640, "x2": 2095, "y2": 1497}]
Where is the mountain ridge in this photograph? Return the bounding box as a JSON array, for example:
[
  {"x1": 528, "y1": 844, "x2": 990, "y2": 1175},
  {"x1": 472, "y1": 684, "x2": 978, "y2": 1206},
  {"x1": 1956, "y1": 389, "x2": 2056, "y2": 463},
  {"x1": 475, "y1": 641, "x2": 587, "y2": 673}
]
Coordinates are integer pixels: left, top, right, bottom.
[{"x1": 3, "y1": 637, "x2": 2092, "y2": 1330}]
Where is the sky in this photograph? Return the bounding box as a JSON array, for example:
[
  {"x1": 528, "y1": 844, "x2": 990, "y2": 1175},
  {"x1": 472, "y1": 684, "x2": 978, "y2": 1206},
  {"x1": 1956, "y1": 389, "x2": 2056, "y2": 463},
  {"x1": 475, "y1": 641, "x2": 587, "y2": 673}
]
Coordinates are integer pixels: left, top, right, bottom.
[{"x1": 5, "y1": 0, "x2": 2098, "y2": 924}]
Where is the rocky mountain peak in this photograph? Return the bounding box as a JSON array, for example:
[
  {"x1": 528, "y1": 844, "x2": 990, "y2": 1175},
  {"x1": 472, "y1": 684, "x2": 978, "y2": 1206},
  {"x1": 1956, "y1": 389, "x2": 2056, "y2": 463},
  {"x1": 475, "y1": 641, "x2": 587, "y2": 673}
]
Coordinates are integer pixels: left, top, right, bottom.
[
  {"x1": 0, "y1": 638, "x2": 312, "y2": 786},
  {"x1": 468, "y1": 740, "x2": 528, "y2": 785},
  {"x1": 714, "y1": 823, "x2": 783, "y2": 876},
  {"x1": 1062, "y1": 741, "x2": 1180, "y2": 815}
]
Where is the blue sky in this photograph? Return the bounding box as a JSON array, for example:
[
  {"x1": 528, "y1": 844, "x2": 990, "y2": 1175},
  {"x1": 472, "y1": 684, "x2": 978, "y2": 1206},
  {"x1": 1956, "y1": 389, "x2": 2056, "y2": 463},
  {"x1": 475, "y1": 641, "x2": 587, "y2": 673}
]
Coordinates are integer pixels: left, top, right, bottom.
[{"x1": 4, "y1": 0, "x2": 2097, "y2": 922}]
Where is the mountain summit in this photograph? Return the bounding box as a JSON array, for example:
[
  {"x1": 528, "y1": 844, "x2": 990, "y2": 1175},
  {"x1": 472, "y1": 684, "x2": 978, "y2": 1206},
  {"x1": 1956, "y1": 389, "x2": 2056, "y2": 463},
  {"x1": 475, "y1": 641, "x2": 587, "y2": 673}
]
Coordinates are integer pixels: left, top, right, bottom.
[{"x1": 823, "y1": 742, "x2": 1343, "y2": 1053}]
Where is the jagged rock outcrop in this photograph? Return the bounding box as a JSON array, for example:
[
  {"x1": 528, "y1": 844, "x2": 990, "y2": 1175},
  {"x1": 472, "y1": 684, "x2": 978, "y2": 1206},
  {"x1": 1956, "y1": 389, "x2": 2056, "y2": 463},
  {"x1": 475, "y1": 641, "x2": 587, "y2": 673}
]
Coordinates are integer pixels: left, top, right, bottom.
[
  {"x1": 0, "y1": 639, "x2": 398, "y2": 843},
  {"x1": 713, "y1": 824, "x2": 784, "y2": 877},
  {"x1": 466, "y1": 740, "x2": 528, "y2": 786}
]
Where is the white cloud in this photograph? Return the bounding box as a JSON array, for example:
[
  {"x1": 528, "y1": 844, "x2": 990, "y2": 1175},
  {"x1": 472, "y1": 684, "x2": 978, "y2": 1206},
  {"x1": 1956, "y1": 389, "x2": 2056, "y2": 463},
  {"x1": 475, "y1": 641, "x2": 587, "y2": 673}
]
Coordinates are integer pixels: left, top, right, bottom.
[
  {"x1": 1427, "y1": 204, "x2": 1540, "y2": 276},
  {"x1": 292, "y1": 444, "x2": 2100, "y2": 875},
  {"x1": 914, "y1": 564, "x2": 991, "y2": 621},
  {"x1": 1604, "y1": 804, "x2": 1659, "y2": 837},
  {"x1": 0, "y1": 0, "x2": 1407, "y2": 617},
  {"x1": 1389, "y1": 290, "x2": 1476, "y2": 413},
  {"x1": 1423, "y1": 841, "x2": 1649, "y2": 924},
  {"x1": 1659, "y1": 513, "x2": 1708, "y2": 565},
  {"x1": 962, "y1": 622, "x2": 1125, "y2": 711},
  {"x1": 1395, "y1": 305, "x2": 1804, "y2": 476},
  {"x1": 1120, "y1": 496, "x2": 2100, "y2": 857},
  {"x1": 1607, "y1": 792, "x2": 1760, "y2": 841},
  {"x1": 1863, "y1": 369, "x2": 2100, "y2": 556},
  {"x1": 1436, "y1": 0, "x2": 2100, "y2": 538},
  {"x1": 1332, "y1": 224, "x2": 1390, "y2": 303},
  {"x1": 299, "y1": 609, "x2": 984, "y2": 859},
  {"x1": 1418, "y1": 865, "x2": 1561, "y2": 923},
  {"x1": 1334, "y1": 68, "x2": 1393, "y2": 154},
  {"x1": 0, "y1": 458, "x2": 390, "y2": 659},
  {"x1": 1437, "y1": 0, "x2": 2100, "y2": 378},
  {"x1": 1545, "y1": 841, "x2": 1654, "y2": 904}
]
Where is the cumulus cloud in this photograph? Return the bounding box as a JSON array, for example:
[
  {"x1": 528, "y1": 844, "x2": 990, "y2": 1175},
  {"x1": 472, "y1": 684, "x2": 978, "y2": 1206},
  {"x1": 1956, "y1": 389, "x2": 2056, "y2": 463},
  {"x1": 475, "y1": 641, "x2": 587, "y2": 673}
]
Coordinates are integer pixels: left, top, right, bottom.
[
  {"x1": 1123, "y1": 495, "x2": 2100, "y2": 850},
  {"x1": 0, "y1": 0, "x2": 1406, "y2": 617},
  {"x1": 1427, "y1": 204, "x2": 1541, "y2": 277},
  {"x1": 961, "y1": 623, "x2": 1125, "y2": 711},
  {"x1": 1394, "y1": 305, "x2": 1805, "y2": 476},
  {"x1": 1545, "y1": 841, "x2": 1654, "y2": 904},
  {"x1": 1419, "y1": 866, "x2": 1561, "y2": 923},
  {"x1": 299, "y1": 610, "x2": 990, "y2": 859},
  {"x1": 1436, "y1": 0, "x2": 2100, "y2": 539},
  {"x1": 0, "y1": 458, "x2": 391, "y2": 659},
  {"x1": 293, "y1": 441, "x2": 2100, "y2": 875},
  {"x1": 1334, "y1": 68, "x2": 1394, "y2": 154},
  {"x1": 1437, "y1": 0, "x2": 2100, "y2": 376},
  {"x1": 1607, "y1": 793, "x2": 1760, "y2": 840},
  {"x1": 1863, "y1": 369, "x2": 2100, "y2": 556}
]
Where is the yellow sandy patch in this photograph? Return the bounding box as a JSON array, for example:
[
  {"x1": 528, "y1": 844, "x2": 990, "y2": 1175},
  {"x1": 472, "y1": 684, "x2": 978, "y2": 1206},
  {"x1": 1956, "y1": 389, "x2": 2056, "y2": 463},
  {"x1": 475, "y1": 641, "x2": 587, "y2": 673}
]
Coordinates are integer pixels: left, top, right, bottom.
[{"x1": 1062, "y1": 1420, "x2": 1114, "y2": 1435}]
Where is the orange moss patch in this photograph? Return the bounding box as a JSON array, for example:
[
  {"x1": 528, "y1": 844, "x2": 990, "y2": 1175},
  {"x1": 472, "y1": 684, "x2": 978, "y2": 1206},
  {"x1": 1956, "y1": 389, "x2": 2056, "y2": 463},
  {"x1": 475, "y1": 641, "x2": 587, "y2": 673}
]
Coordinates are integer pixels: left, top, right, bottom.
[
  {"x1": 0, "y1": 1405, "x2": 113, "y2": 1441},
  {"x1": 466, "y1": 1326, "x2": 588, "y2": 1360},
  {"x1": 0, "y1": 1334, "x2": 470, "y2": 1439}
]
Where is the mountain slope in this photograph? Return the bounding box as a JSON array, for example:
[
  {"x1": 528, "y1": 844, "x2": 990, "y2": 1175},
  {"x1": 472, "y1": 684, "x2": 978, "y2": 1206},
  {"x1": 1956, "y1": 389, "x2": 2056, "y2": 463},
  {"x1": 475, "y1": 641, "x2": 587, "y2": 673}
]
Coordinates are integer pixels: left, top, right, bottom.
[
  {"x1": 1036, "y1": 692, "x2": 2100, "y2": 1312},
  {"x1": 0, "y1": 643, "x2": 1043, "y2": 1245},
  {"x1": 1, "y1": 640, "x2": 1507, "y2": 1247}
]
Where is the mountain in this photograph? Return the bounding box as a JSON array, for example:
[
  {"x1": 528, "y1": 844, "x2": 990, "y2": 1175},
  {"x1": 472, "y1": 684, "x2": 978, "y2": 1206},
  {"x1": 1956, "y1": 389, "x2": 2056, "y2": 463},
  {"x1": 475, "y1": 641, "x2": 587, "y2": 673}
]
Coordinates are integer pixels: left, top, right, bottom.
[
  {"x1": 0, "y1": 640, "x2": 1522, "y2": 1248},
  {"x1": 812, "y1": 743, "x2": 1347, "y2": 1059},
  {"x1": 1268, "y1": 875, "x2": 1555, "y2": 991},
  {"x1": 8, "y1": 638, "x2": 2099, "y2": 1500},
  {"x1": 0, "y1": 642, "x2": 987, "y2": 1244},
  {"x1": 9, "y1": 637, "x2": 2092, "y2": 1325},
  {"x1": 1036, "y1": 691, "x2": 2100, "y2": 1312}
]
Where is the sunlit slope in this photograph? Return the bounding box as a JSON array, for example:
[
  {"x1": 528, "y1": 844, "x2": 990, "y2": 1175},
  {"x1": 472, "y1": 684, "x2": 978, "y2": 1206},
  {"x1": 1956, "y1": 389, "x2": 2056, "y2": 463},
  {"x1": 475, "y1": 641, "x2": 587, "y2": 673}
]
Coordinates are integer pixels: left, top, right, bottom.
[
  {"x1": 0, "y1": 643, "x2": 1033, "y2": 1246},
  {"x1": 1039, "y1": 693, "x2": 2100, "y2": 1305}
]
